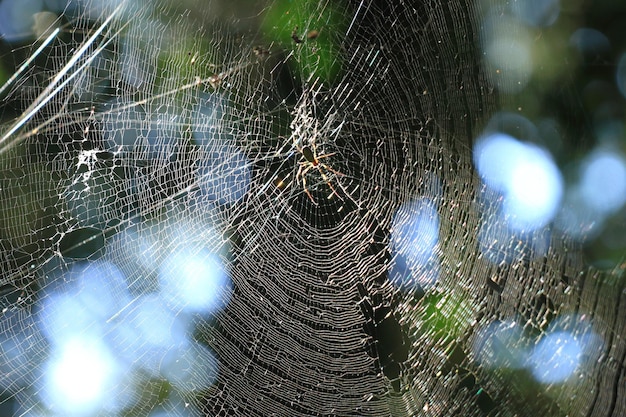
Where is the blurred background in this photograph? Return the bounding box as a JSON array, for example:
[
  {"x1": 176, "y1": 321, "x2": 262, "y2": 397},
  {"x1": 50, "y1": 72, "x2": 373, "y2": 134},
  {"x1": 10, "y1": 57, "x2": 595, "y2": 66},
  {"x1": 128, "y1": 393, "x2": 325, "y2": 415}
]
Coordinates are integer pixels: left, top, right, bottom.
[{"x1": 0, "y1": 0, "x2": 625, "y2": 416}]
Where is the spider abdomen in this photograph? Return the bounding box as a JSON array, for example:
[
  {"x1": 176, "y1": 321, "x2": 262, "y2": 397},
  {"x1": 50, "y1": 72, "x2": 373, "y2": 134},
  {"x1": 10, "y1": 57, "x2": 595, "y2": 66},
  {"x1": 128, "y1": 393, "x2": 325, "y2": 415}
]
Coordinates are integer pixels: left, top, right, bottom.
[{"x1": 301, "y1": 146, "x2": 318, "y2": 166}]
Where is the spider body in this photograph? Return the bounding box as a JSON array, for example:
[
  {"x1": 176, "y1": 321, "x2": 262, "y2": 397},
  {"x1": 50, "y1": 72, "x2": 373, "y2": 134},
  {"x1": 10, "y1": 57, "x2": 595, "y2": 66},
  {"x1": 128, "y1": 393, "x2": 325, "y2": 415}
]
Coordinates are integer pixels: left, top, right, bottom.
[
  {"x1": 294, "y1": 142, "x2": 342, "y2": 205},
  {"x1": 301, "y1": 146, "x2": 317, "y2": 165}
]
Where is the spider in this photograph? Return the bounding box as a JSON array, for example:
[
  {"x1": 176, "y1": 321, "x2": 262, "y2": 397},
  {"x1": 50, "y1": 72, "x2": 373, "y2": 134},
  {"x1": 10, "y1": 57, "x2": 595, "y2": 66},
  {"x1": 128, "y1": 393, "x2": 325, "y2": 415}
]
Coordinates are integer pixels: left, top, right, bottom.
[{"x1": 294, "y1": 141, "x2": 343, "y2": 205}]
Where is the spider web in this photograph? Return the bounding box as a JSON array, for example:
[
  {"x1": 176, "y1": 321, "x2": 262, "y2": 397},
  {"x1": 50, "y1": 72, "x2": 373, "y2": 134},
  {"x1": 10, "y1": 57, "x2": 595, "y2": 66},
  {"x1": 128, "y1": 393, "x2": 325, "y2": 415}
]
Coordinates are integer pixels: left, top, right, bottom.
[{"x1": 0, "y1": 0, "x2": 624, "y2": 416}]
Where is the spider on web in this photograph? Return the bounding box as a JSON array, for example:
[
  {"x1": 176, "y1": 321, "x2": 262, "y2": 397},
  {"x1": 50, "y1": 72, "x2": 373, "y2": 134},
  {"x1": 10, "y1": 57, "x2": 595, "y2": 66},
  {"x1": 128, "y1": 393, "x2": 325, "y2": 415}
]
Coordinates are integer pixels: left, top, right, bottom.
[
  {"x1": 294, "y1": 140, "x2": 344, "y2": 205},
  {"x1": 276, "y1": 87, "x2": 360, "y2": 208}
]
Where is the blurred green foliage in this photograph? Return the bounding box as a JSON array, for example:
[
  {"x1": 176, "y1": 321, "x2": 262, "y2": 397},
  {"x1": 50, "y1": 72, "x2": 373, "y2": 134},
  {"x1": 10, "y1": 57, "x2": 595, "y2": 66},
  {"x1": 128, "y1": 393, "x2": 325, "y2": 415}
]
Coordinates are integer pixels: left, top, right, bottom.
[{"x1": 261, "y1": 0, "x2": 346, "y2": 84}]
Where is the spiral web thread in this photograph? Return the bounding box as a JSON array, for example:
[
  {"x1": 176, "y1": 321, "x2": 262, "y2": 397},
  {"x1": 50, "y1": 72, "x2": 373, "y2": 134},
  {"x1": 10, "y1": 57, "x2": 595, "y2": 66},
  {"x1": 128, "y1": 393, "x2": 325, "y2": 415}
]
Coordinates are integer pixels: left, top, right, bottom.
[{"x1": 0, "y1": 0, "x2": 624, "y2": 416}]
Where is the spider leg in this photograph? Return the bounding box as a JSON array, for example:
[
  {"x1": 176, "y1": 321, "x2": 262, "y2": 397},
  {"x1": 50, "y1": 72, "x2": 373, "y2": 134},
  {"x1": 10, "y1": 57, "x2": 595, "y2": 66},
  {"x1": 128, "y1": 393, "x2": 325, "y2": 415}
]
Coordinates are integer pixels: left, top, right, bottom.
[
  {"x1": 301, "y1": 172, "x2": 318, "y2": 205},
  {"x1": 324, "y1": 166, "x2": 362, "y2": 209},
  {"x1": 298, "y1": 164, "x2": 318, "y2": 205},
  {"x1": 316, "y1": 166, "x2": 343, "y2": 201},
  {"x1": 313, "y1": 152, "x2": 336, "y2": 161},
  {"x1": 318, "y1": 162, "x2": 344, "y2": 177}
]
